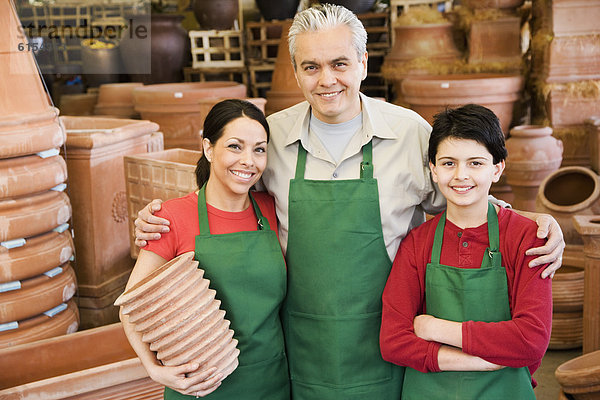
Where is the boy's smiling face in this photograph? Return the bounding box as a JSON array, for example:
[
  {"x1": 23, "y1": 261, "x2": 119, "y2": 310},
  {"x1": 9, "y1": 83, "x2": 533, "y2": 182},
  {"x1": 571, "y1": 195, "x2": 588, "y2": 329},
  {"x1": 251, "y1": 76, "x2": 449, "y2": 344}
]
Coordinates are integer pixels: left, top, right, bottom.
[{"x1": 430, "y1": 137, "x2": 505, "y2": 212}]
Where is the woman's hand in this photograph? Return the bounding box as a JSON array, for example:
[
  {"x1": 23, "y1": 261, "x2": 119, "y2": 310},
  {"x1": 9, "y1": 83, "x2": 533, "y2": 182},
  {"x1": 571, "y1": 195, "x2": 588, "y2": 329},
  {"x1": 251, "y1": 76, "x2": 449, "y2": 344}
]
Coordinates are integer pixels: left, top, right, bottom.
[
  {"x1": 146, "y1": 362, "x2": 223, "y2": 397},
  {"x1": 525, "y1": 213, "x2": 565, "y2": 279},
  {"x1": 134, "y1": 199, "x2": 169, "y2": 247}
]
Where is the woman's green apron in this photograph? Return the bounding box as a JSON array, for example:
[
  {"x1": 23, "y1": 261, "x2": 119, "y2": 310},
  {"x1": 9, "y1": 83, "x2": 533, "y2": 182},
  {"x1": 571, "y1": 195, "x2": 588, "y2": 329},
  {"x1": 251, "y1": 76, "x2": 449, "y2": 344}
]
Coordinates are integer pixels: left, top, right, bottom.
[
  {"x1": 402, "y1": 203, "x2": 535, "y2": 400},
  {"x1": 165, "y1": 186, "x2": 289, "y2": 399},
  {"x1": 284, "y1": 141, "x2": 404, "y2": 400}
]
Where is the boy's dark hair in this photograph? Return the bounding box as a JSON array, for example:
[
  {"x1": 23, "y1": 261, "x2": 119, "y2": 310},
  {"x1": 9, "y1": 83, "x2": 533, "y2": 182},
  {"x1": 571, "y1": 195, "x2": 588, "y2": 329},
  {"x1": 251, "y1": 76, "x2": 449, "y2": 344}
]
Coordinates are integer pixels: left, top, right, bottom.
[{"x1": 428, "y1": 104, "x2": 507, "y2": 165}]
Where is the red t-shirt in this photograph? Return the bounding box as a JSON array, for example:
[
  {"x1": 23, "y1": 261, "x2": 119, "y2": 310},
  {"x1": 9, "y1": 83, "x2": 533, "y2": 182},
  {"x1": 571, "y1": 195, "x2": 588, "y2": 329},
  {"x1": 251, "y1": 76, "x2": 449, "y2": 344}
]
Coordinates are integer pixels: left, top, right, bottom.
[
  {"x1": 380, "y1": 207, "x2": 552, "y2": 385},
  {"x1": 144, "y1": 191, "x2": 279, "y2": 260}
]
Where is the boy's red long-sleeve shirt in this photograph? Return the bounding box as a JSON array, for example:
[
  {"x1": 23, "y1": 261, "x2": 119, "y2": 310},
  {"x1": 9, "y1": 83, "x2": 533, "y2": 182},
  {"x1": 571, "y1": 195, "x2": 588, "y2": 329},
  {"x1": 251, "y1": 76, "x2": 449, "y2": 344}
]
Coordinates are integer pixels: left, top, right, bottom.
[{"x1": 380, "y1": 207, "x2": 552, "y2": 384}]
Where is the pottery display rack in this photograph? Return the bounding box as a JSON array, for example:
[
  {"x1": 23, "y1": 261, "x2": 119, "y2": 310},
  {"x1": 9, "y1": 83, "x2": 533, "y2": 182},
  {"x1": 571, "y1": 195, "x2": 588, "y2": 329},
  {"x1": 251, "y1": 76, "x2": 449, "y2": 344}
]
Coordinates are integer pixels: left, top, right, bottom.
[{"x1": 360, "y1": 11, "x2": 393, "y2": 100}]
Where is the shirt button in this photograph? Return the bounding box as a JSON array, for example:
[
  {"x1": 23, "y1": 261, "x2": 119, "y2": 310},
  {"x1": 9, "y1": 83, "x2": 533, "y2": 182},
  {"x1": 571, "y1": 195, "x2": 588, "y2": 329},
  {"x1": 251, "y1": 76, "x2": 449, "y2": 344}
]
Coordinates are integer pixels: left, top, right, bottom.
[
  {"x1": 333, "y1": 172, "x2": 338, "y2": 178},
  {"x1": 457, "y1": 232, "x2": 462, "y2": 238},
  {"x1": 462, "y1": 242, "x2": 468, "y2": 248}
]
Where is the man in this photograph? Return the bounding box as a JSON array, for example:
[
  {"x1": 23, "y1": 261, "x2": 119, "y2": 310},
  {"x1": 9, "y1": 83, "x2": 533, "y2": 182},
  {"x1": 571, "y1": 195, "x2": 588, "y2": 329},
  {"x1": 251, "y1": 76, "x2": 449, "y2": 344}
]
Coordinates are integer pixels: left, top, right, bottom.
[{"x1": 135, "y1": 5, "x2": 564, "y2": 399}]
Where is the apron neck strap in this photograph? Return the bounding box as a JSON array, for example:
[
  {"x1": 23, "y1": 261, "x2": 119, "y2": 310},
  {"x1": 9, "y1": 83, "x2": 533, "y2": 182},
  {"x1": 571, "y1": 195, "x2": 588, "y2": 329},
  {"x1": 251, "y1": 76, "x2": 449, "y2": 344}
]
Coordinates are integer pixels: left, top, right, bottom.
[
  {"x1": 197, "y1": 184, "x2": 269, "y2": 236},
  {"x1": 294, "y1": 140, "x2": 373, "y2": 180},
  {"x1": 431, "y1": 202, "x2": 501, "y2": 266}
]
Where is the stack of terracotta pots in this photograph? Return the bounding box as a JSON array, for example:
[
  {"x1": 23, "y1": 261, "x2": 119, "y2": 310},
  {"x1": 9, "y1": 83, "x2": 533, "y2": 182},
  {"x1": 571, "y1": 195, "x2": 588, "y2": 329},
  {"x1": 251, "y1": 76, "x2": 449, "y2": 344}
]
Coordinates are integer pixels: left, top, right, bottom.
[
  {"x1": 0, "y1": 0, "x2": 79, "y2": 348},
  {"x1": 530, "y1": 0, "x2": 600, "y2": 167},
  {"x1": 115, "y1": 252, "x2": 239, "y2": 381},
  {"x1": 60, "y1": 116, "x2": 162, "y2": 329}
]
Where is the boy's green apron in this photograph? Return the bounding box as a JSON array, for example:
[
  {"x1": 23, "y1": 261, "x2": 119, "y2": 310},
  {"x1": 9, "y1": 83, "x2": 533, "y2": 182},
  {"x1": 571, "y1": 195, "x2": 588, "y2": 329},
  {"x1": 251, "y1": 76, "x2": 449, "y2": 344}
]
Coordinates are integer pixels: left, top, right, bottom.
[
  {"x1": 402, "y1": 203, "x2": 535, "y2": 400},
  {"x1": 285, "y1": 141, "x2": 404, "y2": 400},
  {"x1": 165, "y1": 186, "x2": 289, "y2": 400}
]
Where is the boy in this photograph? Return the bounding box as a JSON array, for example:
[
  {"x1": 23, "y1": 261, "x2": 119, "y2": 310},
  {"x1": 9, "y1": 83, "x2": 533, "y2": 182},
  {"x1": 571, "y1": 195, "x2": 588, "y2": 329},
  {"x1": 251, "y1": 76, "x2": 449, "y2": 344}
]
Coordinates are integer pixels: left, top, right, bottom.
[{"x1": 380, "y1": 104, "x2": 552, "y2": 399}]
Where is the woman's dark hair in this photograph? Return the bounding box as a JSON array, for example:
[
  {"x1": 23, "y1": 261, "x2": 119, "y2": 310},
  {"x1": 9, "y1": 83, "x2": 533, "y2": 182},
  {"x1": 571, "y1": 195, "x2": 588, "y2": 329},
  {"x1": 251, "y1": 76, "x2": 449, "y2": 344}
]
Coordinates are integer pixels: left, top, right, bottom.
[
  {"x1": 195, "y1": 99, "x2": 270, "y2": 189},
  {"x1": 428, "y1": 104, "x2": 507, "y2": 165}
]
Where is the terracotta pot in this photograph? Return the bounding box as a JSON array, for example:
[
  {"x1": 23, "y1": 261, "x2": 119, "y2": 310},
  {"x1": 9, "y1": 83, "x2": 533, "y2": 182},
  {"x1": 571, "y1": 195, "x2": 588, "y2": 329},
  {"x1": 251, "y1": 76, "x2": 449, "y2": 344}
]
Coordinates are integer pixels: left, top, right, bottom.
[
  {"x1": 536, "y1": 167, "x2": 600, "y2": 247},
  {"x1": 401, "y1": 73, "x2": 524, "y2": 136},
  {"x1": 61, "y1": 116, "x2": 159, "y2": 302},
  {"x1": 537, "y1": 0, "x2": 600, "y2": 38},
  {"x1": 0, "y1": 108, "x2": 65, "y2": 160},
  {"x1": 468, "y1": 16, "x2": 521, "y2": 65},
  {"x1": 266, "y1": 21, "x2": 305, "y2": 115},
  {"x1": 120, "y1": 14, "x2": 189, "y2": 84},
  {"x1": 0, "y1": 154, "x2": 67, "y2": 199},
  {"x1": 462, "y1": 0, "x2": 524, "y2": 9},
  {"x1": 556, "y1": 350, "x2": 600, "y2": 400},
  {"x1": 0, "y1": 230, "x2": 74, "y2": 283},
  {"x1": 115, "y1": 252, "x2": 240, "y2": 380},
  {"x1": 533, "y1": 35, "x2": 600, "y2": 84},
  {"x1": 94, "y1": 82, "x2": 144, "y2": 118},
  {"x1": 255, "y1": 0, "x2": 300, "y2": 20},
  {"x1": 0, "y1": 190, "x2": 71, "y2": 243},
  {"x1": 133, "y1": 82, "x2": 248, "y2": 150},
  {"x1": 505, "y1": 125, "x2": 563, "y2": 212},
  {"x1": 0, "y1": 263, "x2": 76, "y2": 323},
  {"x1": 0, "y1": 300, "x2": 79, "y2": 350},
  {"x1": 549, "y1": 311, "x2": 583, "y2": 350},
  {"x1": 547, "y1": 88, "x2": 600, "y2": 126},
  {"x1": 587, "y1": 117, "x2": 600, "y2": 174},
  {"x1": 0, "y1": 323, "x2": 163, "y2": 399},
  {"x1": 327, "y1": 0, "x2": 376, "y2": 14},
  {"x1": 193, "y1": 0, "x2": 239, "y2": 30},
  {"x1": 571, "y1": 215, "x2": 600, "y2": 353},
  {"x1": 553, "y1": 265, "x2": 585, "y2": 313},
  {"x1": 59, "y1": 93, "x2": 99, "y2": 116}
]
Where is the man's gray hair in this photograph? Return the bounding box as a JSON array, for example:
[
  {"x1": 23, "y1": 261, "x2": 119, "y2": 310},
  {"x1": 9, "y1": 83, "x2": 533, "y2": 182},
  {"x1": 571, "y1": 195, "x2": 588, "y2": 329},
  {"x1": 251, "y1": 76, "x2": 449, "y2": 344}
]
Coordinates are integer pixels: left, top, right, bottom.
[{"x1": 288, "y1": 3, "x2": 367, "y2": 70}]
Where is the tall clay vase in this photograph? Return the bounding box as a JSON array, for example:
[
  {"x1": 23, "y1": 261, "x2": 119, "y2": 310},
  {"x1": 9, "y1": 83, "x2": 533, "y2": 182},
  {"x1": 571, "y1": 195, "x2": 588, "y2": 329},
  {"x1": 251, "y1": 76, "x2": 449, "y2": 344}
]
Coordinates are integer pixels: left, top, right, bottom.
[
  {"x1": 556, "y1": 350, "x2": 600, "y2": 399},
  {"x1": 255, "y1": 0, "x2": 300, "y2": 20},
  {"x1": 266, "y1": 21, "x2": 305, "y2": 115},
  {"x1": 115, "y1": 252, "x2": 240, "y2": 381},
  {"x1": 505, "y1": 125, "x2": 563, "y2": 212},
  {"x1": 193, "y1": 0, "x2": 238, "y2": 30},
  {"x1": 401, "y1": 73, "x2": 524, "y2": 136},
  {"x1": 383, "y1": 23, "x2": 460, "y2": 104}
]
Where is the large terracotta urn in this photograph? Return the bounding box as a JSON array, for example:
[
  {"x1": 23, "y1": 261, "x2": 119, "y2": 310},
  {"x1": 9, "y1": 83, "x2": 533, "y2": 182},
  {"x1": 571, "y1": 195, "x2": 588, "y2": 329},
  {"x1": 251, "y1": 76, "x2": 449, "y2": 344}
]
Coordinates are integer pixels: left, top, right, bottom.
[
  {"x1": 556, "y1": 350, "x2": 600, "y2": 400},
  {"x1": 115, "y1": 252, "x2": 239, "y2": 380},
  {"x1": 505, "y1": 125, "x2": 563, "y2": 212},
  {"x1": 266, "y1": 21, "x2": 305, "y2": 115},
  {"x1": 401, "y1": 73, "x2": 525, "y2": 136},
  {"x1": 193, "y1": 0, "x2": 238, "y2": 30},
  {"x1": 133, "y1": 82, "x2": 249, "y2": 150},
  {"x1": 255, "y1": 0, "x2": 299, "y2": 20}
]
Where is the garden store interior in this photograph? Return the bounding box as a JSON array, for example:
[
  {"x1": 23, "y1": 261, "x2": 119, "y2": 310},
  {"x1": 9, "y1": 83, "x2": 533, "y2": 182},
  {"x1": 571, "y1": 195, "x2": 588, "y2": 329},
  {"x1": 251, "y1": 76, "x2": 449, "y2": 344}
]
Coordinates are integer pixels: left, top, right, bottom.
[{"x1": 1, "y1": 0, "x2": 599, "y2": 398}]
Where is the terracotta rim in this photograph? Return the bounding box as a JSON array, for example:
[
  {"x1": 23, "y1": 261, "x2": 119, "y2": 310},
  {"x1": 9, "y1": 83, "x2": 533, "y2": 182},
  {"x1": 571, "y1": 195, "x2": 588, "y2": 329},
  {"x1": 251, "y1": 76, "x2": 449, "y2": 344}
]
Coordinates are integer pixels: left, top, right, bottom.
[
  {"x1": 538, "y1": 166, "x2": 600, "y2": 213},
  {"x1": 0, "y1": 154, "x2": 67, "y2": 199},
  {"x1": 401, "y1": 73, "x2": 524, "y2": 98},
  {"x1": 509, "y1": 125, "x2": 553, "y2": 138},
  {"x1": 555, "y1": 350, "x2": 600, "y2": 387}
]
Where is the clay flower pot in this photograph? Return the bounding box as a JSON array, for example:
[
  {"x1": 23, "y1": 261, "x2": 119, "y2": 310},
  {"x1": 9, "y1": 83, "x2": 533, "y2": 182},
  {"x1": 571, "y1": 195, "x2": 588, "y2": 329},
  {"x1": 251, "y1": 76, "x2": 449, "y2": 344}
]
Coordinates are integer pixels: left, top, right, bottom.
[
  {"x1": 133, "y1": 82, "x2": 248, "y2": 150},
  {"x1": 0, "y1": 300, "x2": 79, "y2": 350},
  {"x1": 115, "y1": 252, "x2": 239, "y2": 380},
  {"x1": 0, "y1": 263, "x2": 77, "y2": 323},
  {"x1": 0, "y1": 190, "x2": 71, "y2": 243},
  {"x1": 536, "y1": 167, "x2": 600, "y2": 247},
  {"x1": 401, "y1": 73, "x2": 524, "y2": 135},
  {"x1": 94, "y1": 83, "x2": 144, "y2": 118},
  {"x1": 505, "y1": 125, "x2": 563, "y2": 212},
  {"x1": 0, "y1": 154, "x2": 67, "y2": 200},
  {"x1": 0, "y1": 230, "x2": 74, "y2": 283},
  {"x1": 555, "y1": 350, "x2": 600, "y2": 400}
]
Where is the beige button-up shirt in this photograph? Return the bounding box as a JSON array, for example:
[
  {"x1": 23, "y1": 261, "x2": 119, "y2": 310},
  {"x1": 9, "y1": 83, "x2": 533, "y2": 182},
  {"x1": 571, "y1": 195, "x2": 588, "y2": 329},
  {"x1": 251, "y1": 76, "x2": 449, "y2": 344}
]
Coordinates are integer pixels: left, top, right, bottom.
[{"x1": 261, "y1": 93, "x2": 446, "y2": 260}]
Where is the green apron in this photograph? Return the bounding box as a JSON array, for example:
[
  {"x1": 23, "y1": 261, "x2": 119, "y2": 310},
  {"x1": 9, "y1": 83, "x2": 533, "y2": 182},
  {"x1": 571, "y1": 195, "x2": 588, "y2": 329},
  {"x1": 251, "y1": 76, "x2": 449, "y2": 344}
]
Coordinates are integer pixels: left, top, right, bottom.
[
  {"x1": 402, "y1": 203, "x2": 535, "y2": 400},
  {"x1": 165, "y1": 186, "x2": 290, "y2": 400},
  {"x1": 285, "y1": 142, "x2": 404, "y2": 400}
]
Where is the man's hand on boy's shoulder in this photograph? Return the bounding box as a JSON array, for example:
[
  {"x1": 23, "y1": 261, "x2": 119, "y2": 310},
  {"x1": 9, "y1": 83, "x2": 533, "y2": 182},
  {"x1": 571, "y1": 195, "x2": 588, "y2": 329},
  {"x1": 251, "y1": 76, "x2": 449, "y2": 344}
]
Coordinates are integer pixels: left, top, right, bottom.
[{"x1": 523, "y1": 213, "x2": 565, "y2": 279}]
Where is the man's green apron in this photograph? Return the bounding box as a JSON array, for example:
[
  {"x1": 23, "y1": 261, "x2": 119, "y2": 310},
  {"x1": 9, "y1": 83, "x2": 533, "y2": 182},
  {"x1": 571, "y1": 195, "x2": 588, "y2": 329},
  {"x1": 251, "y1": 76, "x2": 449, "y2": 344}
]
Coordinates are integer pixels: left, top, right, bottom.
[
  {"x1": 165, "y1": 186, "x2": 290, "y2": 400},
  {"x1": 285, "y1": 141, "x2": 404, "y2": 399},
  {"x1": 402, "y1": 203, "x2": 535, "y2": 400}
]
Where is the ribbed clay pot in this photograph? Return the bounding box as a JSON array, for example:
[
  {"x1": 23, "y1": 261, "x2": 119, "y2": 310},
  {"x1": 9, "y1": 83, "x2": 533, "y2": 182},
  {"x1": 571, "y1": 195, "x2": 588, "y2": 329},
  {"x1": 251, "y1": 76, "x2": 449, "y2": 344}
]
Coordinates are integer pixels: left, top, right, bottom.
[
  {"x1": 536, "y1": 166, "x2": 600, "y2": 247},
  {"x1": 0, "y1": 230, "x2": 74, "y2": 283},
  {"x1": 0, "y1": 300, "x2": 79, "y2": 350},
  {"x1": 115, "y1": 252, "x2": 239, "y2": 381},
  {"x1": 0, "y1": 190, "x2": 71, "y2": 243},
  {"x1": 556, "y1": 350, "x2": 600, "y2": 400},
  {"x1": 552, "y1": 265, "x2": 585, "y2": 313},
  {"x1": 0, "y1": 263, "x2": 76, "y2": 323},
  {"x1": 255, "y1": 0, "x2": 300, "y2": 20},
  {"x1": 193, "y1": 0, "x2": 238, "y2": 30},
  {"x1": 401, "y1": 73, "x2": 525, "y2": 136},
  {"x1": 266, "y1": 21, "x2": 305, "y2": 115},
  {"x1": 133, "y1": 82, "x2": 248, "y2": 150},
  {"x1": 462, "y1": 0, "x2": 524, "y2": 8},
  {"x1": 505, "y1": 125, "x2": 563, "y2": 212},
  {"x1": 0, "y1": 154, "x2": 67, "y2": 199},
  {"x1": 94, "y1": 83, "x2": 144, "y2": 118},
  {"x1": 549, "y1": 311, "x2": 583, "y2": 350},
  {"x1": 327, "y1": 0, "x2": 376, "y2": 13}
]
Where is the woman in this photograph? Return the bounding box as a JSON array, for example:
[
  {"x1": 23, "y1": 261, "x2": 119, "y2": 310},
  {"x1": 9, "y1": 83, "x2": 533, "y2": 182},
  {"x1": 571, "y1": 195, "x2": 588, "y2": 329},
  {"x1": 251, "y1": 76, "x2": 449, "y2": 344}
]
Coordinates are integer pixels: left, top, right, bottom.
[{"x1": 120, "y1": 99, "x2": 289, "y2": 399}]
